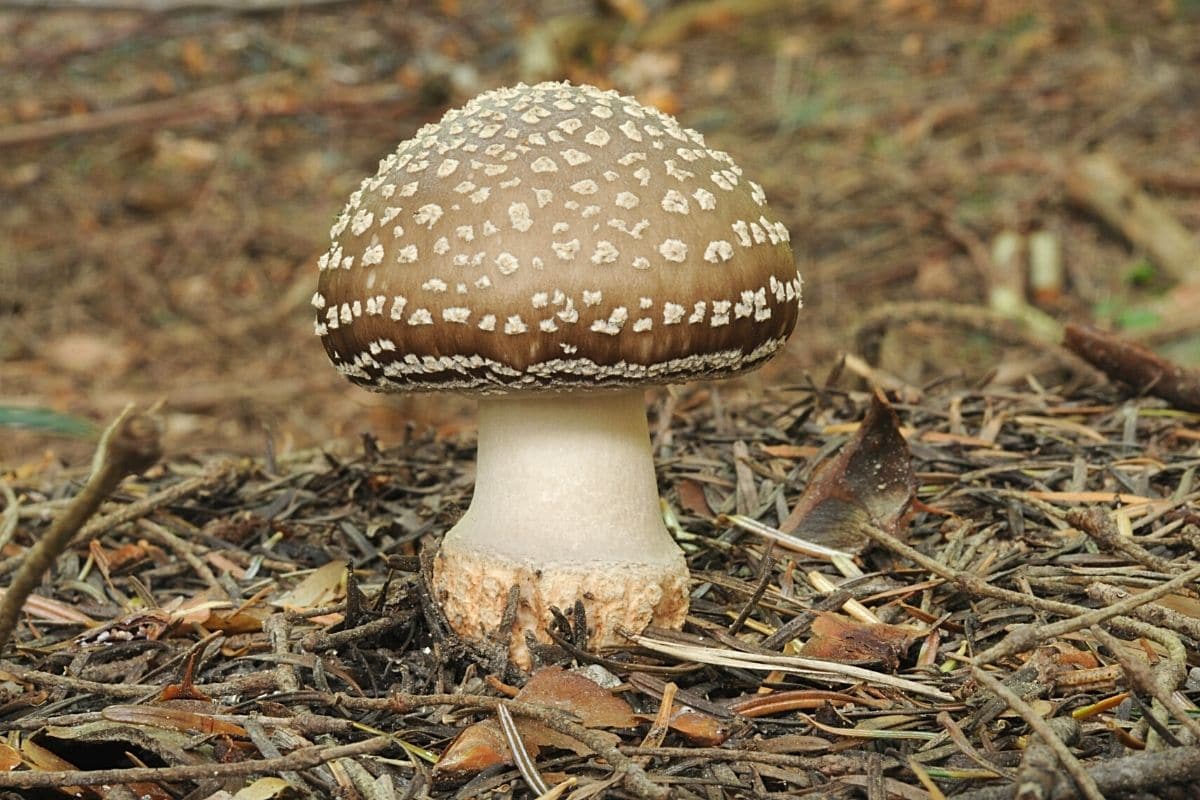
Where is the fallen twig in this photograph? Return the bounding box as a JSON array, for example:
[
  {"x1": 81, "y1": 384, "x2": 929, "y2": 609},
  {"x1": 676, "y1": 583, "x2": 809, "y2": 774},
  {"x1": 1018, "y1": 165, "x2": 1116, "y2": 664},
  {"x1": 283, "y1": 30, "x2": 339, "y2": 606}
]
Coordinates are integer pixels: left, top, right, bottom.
[
  {"x1": 1012, "y1": 716, "x2": 1083, "y2": 800},
  {"x1": 1063, "y1": 323, "x2": 1200, "y2": 411},
  {"x1": 853, "y1": 301, "x2": 1075, "y2": 373},
  {"x1": 1064, "y1": 152, "x2": 1200, "y2": 286},
  {"x1": 954, "y1": 744, "x2": 1200, "y2": 800},
  {"x1": 1090, "y1": 626, "x2": 1200, "y2": 743},
  {"x1": 0, "y1": 404, "x2": 162, "y2": 651},
  {"x1": 853, "y1": 519, "x2": 1200, "y2": 666},
  {"x1": 0, "y1": 73, "x2": 412, "y2": 148},
  {"x1": 338, "y1": 692, "x2": 669, "y2": 800},
  {"x1": 1087, "y1": 583, "x2": 1200, "y2": 642},
  {"x1": 970, "y1": 563, "x2": 1200, "y2": 667},
  {"x1": 970, "y1": 666, "x2": 1103, "y2": 800},
  {"x1": 1067, "y1": 507, "x2": 1181, "y2": 574},
  {"x1": 0, "y1": 661, "x2": 280, "y2": 699}
]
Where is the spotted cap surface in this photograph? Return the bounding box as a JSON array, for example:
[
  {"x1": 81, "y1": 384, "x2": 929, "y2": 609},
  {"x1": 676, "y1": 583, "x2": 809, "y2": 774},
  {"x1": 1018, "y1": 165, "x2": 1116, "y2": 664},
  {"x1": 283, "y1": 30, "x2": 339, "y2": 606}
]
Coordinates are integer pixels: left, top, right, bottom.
[{"x1": 314, "y1": 81, "x2": 802, "y2": 392}]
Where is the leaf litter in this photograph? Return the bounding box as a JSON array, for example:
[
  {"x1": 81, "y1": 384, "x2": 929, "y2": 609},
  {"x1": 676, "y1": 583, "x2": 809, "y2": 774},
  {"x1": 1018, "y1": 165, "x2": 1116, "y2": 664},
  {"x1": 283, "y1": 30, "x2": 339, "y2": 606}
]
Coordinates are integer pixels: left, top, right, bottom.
[{"x1": 0, "y1": 376, "x2": 1198, "y2": 798}]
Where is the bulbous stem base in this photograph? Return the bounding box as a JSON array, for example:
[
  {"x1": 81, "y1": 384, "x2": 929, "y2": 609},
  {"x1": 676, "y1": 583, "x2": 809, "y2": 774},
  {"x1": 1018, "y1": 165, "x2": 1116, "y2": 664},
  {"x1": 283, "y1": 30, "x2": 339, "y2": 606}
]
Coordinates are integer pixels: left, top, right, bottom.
[{"x1": 432, "y1": 390, "x2": 689, "y2": 666}]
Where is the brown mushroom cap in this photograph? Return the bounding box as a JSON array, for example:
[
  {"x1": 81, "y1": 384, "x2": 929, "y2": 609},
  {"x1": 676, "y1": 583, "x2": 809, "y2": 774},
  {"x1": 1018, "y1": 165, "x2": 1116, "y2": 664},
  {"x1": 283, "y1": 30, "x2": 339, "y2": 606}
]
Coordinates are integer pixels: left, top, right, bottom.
[{"x1": 314, "y1": 81, "x2": 801, "y2": 392}]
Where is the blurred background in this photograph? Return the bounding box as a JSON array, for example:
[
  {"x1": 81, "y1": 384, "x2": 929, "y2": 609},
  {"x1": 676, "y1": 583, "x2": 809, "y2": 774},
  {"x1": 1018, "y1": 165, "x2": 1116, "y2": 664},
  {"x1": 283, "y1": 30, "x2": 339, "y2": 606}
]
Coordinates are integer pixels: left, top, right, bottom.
[{"x1": 2, "y1": 0, "x2": 1198, "y2": 468}]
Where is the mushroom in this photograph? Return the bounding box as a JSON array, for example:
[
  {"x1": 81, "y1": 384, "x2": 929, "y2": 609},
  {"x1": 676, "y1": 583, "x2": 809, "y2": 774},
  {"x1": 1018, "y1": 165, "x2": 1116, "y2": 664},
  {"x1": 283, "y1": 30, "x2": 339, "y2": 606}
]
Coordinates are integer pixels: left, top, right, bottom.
[{"x1": 315, "y1": 81, "x2": 801, "y2": 665}]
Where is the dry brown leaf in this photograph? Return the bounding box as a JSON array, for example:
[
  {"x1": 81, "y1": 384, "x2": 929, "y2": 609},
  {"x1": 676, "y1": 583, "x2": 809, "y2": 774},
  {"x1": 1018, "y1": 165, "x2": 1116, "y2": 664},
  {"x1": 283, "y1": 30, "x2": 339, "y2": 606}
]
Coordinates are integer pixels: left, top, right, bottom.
[
  {"x1": 3, "y1": 590, "x2": 96, "y2": 626},
  {"x1": 203, "y1": 607, "x2": 267, "y2": 635},
  {"x1": 161, "y1": 595, "x2": 237, "y2": 628},
  {"x1": 232, "y1": 777, "x2": 293, "y2": 800},
  {"x1": 518, "y1": 667, "x2": 639, "y2": 729},
  {"x1": 797, "y1": 613, "x2": 920, "y2": 669},
  {"x1": 273, "y1": 561, "x2": 347, "y2": 610},
  {"x1": 663, "y1": 707, "x2": 733, "y2": 745},
  {"x1": 434, "y1": 719, "x2": 510, "y2": 773},
  {"x1": 780, "y1": 390, "x2": 915, "y2": 553},
  {"x1": 0, "y1": 743, "x2": 21, "y2": 772},
  {"x1": 674, "y1": 478, "x2": 712, "y2": 517},
  {"x1": 435, "y1": 667, "x2": 636, "y2": 777}
]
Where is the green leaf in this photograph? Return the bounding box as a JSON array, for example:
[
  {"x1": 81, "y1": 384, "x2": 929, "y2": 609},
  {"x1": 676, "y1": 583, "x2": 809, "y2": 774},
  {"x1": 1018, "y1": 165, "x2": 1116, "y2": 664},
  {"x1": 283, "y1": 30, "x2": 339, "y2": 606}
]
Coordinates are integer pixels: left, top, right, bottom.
[
  {"x1": 1124, "y1": 257, "x2": 1158, "y2": 287},
  {"x1": 1117, "y1": 307, "x2": 1162, "y2": 331}
]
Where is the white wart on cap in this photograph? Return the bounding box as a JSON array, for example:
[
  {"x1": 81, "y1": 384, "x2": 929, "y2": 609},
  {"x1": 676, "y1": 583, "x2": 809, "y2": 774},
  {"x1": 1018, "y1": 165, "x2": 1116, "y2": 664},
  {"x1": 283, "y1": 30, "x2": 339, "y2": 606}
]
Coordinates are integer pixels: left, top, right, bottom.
[{"x1": 314, "y1": 81, "x2": 801, "y2": 391}]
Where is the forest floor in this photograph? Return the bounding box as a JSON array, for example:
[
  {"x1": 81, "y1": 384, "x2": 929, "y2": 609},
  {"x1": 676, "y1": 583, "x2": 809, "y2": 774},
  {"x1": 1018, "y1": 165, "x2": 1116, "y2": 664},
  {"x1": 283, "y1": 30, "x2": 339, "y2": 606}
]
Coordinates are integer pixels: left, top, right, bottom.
[
  {"x1": 2, "y1": 0, "x2": 1198, "y2": 465},
  {"x1": 1, "y1": 1, "x2": 1200, "y2": 798}
]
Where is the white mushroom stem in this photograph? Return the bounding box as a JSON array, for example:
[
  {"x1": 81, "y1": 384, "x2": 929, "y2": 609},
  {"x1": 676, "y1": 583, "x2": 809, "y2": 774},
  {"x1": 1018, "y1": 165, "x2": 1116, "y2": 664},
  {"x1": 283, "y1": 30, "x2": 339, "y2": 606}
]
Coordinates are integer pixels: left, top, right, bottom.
[
  {"x1": 433, "y1": 390, "x2": 689, "y2": 665},
  {"x1": 463, "y1": 390, "x2": 675, "y2": 562}
]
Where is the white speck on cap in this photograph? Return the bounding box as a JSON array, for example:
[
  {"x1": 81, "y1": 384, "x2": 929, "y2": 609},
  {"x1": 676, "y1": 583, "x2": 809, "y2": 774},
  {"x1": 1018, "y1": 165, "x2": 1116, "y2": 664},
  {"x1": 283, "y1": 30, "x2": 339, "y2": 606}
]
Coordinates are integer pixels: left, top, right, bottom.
[{"x1": 316, "y1": 81, "x2": 801, "y2": 393}]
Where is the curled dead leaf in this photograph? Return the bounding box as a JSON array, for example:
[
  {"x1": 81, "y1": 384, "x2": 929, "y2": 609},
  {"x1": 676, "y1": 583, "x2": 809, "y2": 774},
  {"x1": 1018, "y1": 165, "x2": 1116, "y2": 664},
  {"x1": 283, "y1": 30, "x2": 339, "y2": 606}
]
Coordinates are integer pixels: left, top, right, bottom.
[
  {"x1": 662, "y1": 707, "x2": 734, "y2": 746},
  {"x1": 780, "y1": 390, "x2": 915, "y2": 554}
]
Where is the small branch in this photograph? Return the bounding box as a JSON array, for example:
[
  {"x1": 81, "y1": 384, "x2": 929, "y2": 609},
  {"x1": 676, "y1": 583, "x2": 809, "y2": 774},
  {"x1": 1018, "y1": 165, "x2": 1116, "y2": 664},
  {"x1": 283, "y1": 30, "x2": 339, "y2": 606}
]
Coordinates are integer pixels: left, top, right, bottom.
[
  {"x1": 1063, "y1": 323, "x2": 1200, "y2": 412},
  {"x1": 970, "y1": 666, "x2": 1103, "y2": 800},
  {"x1": 854, "y1": 520, "x2": 1200, "y2": 666},
  {"x1": 971, "y1": 563, "x2": 1200, "y2": 667},
  {"x1": 853, "y1": 301, "x2": 1074, "y2": 373},
  {"x1": 137, "y1": 518, "x2": 229, "y2": 599},
  {"x1": 0, "y1": 661, "x2": 280, "y2": 699},
  {"x1": 954, "y1": 739, "x2": 1200, "y2": 800},
  {"x1": 621, "y1": 746, "x2": 889, "y2": 774},
  {"x1": 1013, "y1": 717, "x2": 1084, "y2": 800},
  {"x1": 854, "y1": 520, "x2": 1085, "y2": 618},
  {"x1": 1064, "y1": 152, "x2": 1200, "y2": 286},
  {"x1": 1087, "y1": 583, "x2": 1200, "y2": 642},
  {"x1": 0, "y1": 73, "x2": 412, "y2": 148},
  {"x1": 299, "y1": 612, "x2": 414, "y2": 652},
  {"x1": 1090, "y1": 625, "x2": 1200, "y2": 743},
  {"x1": 0, "y1": 404, "x2": 162, "y2": 651},
  {"x1": 1104, "y1": 616, "x2": 1191, "y2": 751},
  {"x1": 1066, "y1": 507, "x2": 1180, "y2": 574}
]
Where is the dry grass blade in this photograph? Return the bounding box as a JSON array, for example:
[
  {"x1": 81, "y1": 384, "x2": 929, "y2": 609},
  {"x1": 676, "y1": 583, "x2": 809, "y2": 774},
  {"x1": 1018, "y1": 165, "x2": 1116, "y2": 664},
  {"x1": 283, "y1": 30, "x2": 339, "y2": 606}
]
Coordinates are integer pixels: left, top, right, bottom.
[
  {"x1": 496, "y1": 703, "x2": 550, "y2": 795},
  {"x1": 533, "y1": 776, "x2": 577, "y2": 799},
  {"x1": 628, "y1": 632, "x2": 954, "y2": 702},
  {"x1": 934, "y1": 711, "x2": 1013, "y2": 780},
  {"x1": 719, "y1": 513, "x2": 863, "y2": 573},
  {"x1": 799, "y1": 713, "x2": 938, "y2": 741}
]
